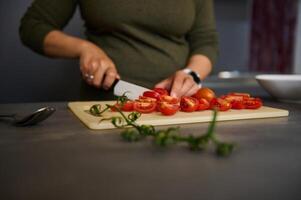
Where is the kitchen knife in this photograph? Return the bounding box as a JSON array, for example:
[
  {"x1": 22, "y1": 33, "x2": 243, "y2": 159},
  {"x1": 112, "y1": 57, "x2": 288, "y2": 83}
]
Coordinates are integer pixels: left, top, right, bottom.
[{"x1": 113, "y1": 79, "x2": 150, "y2": 100}]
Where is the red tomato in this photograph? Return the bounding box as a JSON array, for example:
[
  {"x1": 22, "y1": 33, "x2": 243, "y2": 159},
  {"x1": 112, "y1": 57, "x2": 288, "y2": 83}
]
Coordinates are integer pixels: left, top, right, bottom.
[
  {"x1": 143, "y1": 90, "x2": 161, "y2": 100},
  {"x1": 222, "y1": 94, "x2": 245, "y2": 109},
  {"x1": 231, "y1": 101, "x2": 245, "y2": 109},
  {"x1": 222, "y1": 93, "x2": 263, "y2": 110},
  {"x1": 193, "y1": 88, "x2": 215, "y2": 102},
  {"x1": 159, "y1": 95, "x2": 180, "y2": 104},
  {"x1": 121, "y1": 101, "x2": 134, "y2": 111},
  {"x1": 197, "y1": 98, "x2": 210, "y2": 111},
  {"x1": 222, "y1": 95, "x2": 244, "y2": 103},
  {"x1": 244, "y1": 98, "x2": 262, "y2": 109},
  {"x1": 180, "y1": 97, "x2": 199, "y2": 112},
  {"x1": 158, "y1": 101, "x2": 179, "y2": 116},
  {"x1": 153, "y1": 88, "x2": 169, "y2": 96},
  {"x1": 210, "y1": 98, "x2": 232, "y2": 111},
  {"x1": 133, "y1": 101, "x2": 157, "y2": 113},
  {"x1": 111, "y1": 101, "x2": 134, "y2": 112},
  {"x1": 138, "y1": 96, "x2": 157, "y2": 103},
  {"x1": 110, "y1": 104, "x2": 118, "y2": 112},
  {"x1": 228, "y1": 92, "x2": 251, "y2": 98}
]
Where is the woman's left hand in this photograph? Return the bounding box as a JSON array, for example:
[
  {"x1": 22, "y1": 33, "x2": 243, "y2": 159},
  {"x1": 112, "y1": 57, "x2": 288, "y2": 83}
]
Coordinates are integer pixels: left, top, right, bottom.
[{"x1": 155, "y1": 70, "x2": 200, "y2": 98}]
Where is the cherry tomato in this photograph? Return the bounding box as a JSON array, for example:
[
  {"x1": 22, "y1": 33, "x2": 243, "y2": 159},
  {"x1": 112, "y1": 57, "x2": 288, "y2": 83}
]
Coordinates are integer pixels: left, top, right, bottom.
[
  {"x1": 158, "y1": 101, "x2": 179, "y2": 116},
  {"x1": 138, "y1": 96, "x2": 157, "y2": 103},
  {"x1": 244, "y1": 98, "x2": 262, "y2": 109},
  {"x1": 221, "y1": 94, "x2": 245, "y2": 110},
  {"x1": 180, "y1": 96, "x2": 199, "y2": 112},
  {"x1": 193, "y1": 88, "x2": 215, "y2": 102},
  {"x1": 120, "y1": 101, "x2": 134, "y2": 111},
  {"x1": 231, "y1": 101, "x2": 245, "y2": 109},
  {"x1": 221, "y1": 95, "x2": 244, "y2": 103},
  {"x1": 197, "y1": 98, "x2": 210, "y2": 111},
  {"x1": 153, "y1": 88, "x2": 169, "y2": 96},
  {"x1": 228, "y1": 92, "x2": 251, "y2": 98},
  {"x1": 133, "y1": 101, "x2": 157, "y2": 113},
  {"x1": 110, "y1": 101, "x2": 134, "y2": 112},
  {"x1": 143, "y1": 90, "x2": 161, "y2": 100},
  {"x1": 210, "y1": 98, "x2": 232, "y2": 111},
  {"x1": 159, "y1": 95, "x2": 180, "y2": 104}
]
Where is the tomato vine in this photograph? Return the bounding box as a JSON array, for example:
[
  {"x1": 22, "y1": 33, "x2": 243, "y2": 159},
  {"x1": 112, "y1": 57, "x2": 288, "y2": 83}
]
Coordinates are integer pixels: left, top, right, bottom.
[{"x1": 88, "y1": 94, "x2": 236, "y2": 157}]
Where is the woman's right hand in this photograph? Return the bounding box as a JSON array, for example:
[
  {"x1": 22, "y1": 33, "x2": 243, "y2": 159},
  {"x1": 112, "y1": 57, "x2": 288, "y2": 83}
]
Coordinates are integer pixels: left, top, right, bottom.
[{"x1": 79, "y1": 42, "x2": 120, "y2": 90}]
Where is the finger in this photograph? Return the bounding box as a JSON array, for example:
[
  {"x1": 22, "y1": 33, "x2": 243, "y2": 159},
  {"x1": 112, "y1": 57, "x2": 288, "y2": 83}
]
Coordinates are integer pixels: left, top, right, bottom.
[
  {"x1": 80, "y1": 61, "x2": 89, "y2": 80},
  {"x1": 184, "y1": 83, "x2": 199, "y2": 97},
  {"x1": 155, "y1": 77, "x2": 173, "y2": 90},
  {"x1": 82, "y1": 58, "x2": 96, "y2": 72},
  {"x1": 89, "y1": 61, "x2": 99, "y2": 74},
  {"x1": 92, "y1": 61, "x2": 107, "y2": 88},
  {"x1": 80, "y1": 57, "x2": 89, "y2": 73},
  {"x1": 81, "y1": 59, "x2": 97, "y2": 80},
  {"x1": 81, "y1": 62, "x2": 95, "y2": 86},
  {"x1": 102, "y1": 67, "x2": 118, "y2": 90},
  {"x1": 179, "y1": 76, "x2": 195, "y2": 97},
  {"x1": 85, "y1": 77, "x2": 94, "y2": 86},
  {"x1": 170, "y1": 71, "x2": 186, "y2": 98}
]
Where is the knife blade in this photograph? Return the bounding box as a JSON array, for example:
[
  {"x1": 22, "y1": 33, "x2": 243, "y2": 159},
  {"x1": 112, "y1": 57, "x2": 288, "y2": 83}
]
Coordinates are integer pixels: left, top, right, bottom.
[{"x1": 113, "y1": 80, "x2": 150, "y2": 100}]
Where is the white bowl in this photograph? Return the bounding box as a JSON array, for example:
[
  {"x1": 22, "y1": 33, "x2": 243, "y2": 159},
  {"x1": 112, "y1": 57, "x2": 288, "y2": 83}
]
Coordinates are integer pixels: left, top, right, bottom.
[{"x1": 255, "y1": 74, "x2": 301, "y2": 102}]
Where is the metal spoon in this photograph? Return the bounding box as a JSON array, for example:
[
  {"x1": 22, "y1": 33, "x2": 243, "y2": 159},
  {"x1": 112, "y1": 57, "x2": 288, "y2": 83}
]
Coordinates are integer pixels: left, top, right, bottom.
[{"x1": 0, "y1": 107, "x2": 55, "y2": 126}]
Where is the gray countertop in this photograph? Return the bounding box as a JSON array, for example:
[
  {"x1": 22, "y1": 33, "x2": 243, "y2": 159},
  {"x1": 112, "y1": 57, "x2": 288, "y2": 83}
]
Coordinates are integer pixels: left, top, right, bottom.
[{"x1": 1, "y1": 91, "x2": 301, "y2": 200}]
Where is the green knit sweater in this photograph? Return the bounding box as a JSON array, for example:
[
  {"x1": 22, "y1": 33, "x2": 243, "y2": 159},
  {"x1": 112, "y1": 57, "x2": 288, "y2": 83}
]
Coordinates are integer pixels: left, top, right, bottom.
[{"x1": 20, "y1": 0, "x2": 218, "y2": 88}]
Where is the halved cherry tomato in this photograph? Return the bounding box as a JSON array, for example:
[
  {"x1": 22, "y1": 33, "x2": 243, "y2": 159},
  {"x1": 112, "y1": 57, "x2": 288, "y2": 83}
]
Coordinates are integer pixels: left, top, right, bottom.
[
  {"x1": 228, "y1": 92, "x2": 251, "y2": 98},
  {"x1": 221, "y1": 93, "x2": 263, "y2": 110},
  {"x1": 231, "y1": 101, "x2": 245, "y2": 109},
  {"x1": 133, "y1": 101, "x2": 157, "y2": 113},
  {"x1": 111, "y1": 101, "x2": 134, "y2": 112},
  {"x1": 210, "y1": 98, "x2": 232, "y2": 111},
  {"x1": 120, "y1": 101, "x2": 134, "y2": 111},
  {"x1": 221, "y1": 95, "x2": 244, "y2": 103},
  {"x1": 197, "y1": 98, "x2": 210, "y2": 111},
  {"x1": 138, "y1": 96, "x2": 157, "y2": 103},
  {"x1": 180, "y1": 96, "x2": 199, "y2": 112},
  {"x1": 153, "y1": 88, "x2": 169, "y2": 96},
  {"x1": 158, "y1": 101, "x2": 179, "y2": 116},
  {"x1": 193, "y1": 87, "x2": 215, "y2": 102},
  {"x1": 159, "y1": 95, "x2": 180, "y2": 104},
  {"x1": 221, "y1": 94, "x2": 245, "y2": 110},
  {"x1": 243, "y1": 98, "x2": 262, "y2": 109},
  {"x1": 143, "y1": 90, "x2": 161, "y2": 100}
]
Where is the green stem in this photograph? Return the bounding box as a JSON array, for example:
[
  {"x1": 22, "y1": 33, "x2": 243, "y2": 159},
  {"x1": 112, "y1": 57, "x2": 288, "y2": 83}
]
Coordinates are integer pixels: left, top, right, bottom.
[
  {"x1": 206, "y1": 109, "x2": 218, "y2": 137},
  {"x1": 88, "y1": 101, "x2": 235, "y2": 157},
  {"x1": 98, "y1": 106, "x2": 110, "y2": 115},
  {"x1": 106, "y1": 104, "x2": 140, "y2": 129}
]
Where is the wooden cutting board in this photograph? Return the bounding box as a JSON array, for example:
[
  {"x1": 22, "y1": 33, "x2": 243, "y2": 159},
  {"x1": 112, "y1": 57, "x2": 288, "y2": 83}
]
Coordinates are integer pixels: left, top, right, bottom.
[{"x1": 68, "y1": 101, "x2": 289, "y2": 130}]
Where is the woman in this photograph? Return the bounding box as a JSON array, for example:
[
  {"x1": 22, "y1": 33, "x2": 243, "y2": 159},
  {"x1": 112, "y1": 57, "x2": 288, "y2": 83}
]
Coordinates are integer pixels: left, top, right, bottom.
[{"x1": 20, "y1": 0, "x2": 218, "y2": 100}]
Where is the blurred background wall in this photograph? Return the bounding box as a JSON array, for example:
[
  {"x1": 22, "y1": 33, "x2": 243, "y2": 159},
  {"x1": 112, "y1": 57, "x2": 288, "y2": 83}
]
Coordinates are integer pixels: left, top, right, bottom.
[
  {"x1": 214, "y1": 0, "x2": 251, "y2": 73},
  {"x1": 0, "y1": 0, "x2": 298, "y2": 103},
  {"x1": 249, "y1": 0, "x2": 298, "y2": 74},
  {"x1": 0, "y1": 0, "x2": 83, "y2": 103},
  {"x1": 294, "y1": 0, "x2": 301, "y2": 74}
]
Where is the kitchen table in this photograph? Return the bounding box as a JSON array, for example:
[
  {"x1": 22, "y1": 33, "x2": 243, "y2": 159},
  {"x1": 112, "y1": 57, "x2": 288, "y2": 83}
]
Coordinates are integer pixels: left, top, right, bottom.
[{"x1": 1, "y1": 89, "x2": 301, "y2": 200}]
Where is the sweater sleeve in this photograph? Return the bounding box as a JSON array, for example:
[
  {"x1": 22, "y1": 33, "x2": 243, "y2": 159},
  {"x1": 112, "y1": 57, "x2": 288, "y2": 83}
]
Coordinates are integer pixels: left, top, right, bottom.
[
  {"x1": 187, "y1": 0, "x2": 219, "y2": 65},
  {"x1": 19, "y1": 0, "x2": 77, "y2": 55}
]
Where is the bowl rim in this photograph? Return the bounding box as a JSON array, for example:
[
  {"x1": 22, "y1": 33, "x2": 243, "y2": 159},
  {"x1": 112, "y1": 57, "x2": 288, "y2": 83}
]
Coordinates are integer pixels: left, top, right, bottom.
[{"x1": 255, "y1": 74, "x2": 301, "y2": 81}]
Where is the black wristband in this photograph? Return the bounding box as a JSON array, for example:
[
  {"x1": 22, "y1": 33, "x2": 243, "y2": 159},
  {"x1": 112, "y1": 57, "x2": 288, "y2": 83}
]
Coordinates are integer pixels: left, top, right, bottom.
[{"x1": 182, "y1": 68, "x2": 202, "y2": 87}]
